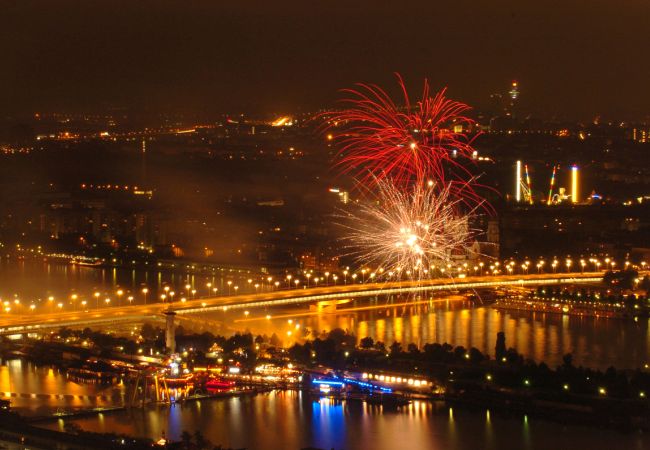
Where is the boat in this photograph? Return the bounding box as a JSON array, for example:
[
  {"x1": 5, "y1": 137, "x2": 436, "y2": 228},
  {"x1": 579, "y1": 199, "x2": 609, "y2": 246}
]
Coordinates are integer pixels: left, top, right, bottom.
[{"x1": 205, "y1": 378, "x2": 236, "y2": 390}]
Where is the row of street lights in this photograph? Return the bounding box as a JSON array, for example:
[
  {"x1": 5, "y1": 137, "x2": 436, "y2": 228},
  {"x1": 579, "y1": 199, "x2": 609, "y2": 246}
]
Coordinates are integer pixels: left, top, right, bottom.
[{"x1": 1, "y1": 257, "x2": 646, "y2": 315}]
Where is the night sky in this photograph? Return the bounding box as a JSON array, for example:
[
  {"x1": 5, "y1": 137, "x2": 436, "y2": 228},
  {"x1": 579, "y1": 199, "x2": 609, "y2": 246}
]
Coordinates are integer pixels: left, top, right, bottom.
[{"x1": 1, "y1": 0, "x2": 649, "y2": 119}]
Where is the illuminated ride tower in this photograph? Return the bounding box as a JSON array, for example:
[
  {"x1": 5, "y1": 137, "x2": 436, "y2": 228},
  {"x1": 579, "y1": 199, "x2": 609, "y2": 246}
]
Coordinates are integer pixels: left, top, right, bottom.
[
  {"x1": 515, "y1": 160, "x2": 533, "y2": 204},
  {"x1": 571, "y1": 165, "x2": 579, "y2": 204}
]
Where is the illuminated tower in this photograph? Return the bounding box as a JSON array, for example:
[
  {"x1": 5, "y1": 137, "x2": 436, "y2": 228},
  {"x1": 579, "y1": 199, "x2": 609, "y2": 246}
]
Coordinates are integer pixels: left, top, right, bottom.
[
  {"x1": 141, "y1": 139, "x2": 147, "y2": 187},
  {"x1": 508, "y1": 81, "x2": 519, "y2": 117},
  {"x1": 571, "y1": 165, "x2": 579, "y2": 204},
  {"x1": 509, "y1": 81, "x2": 519, "y2": 101},
  {"x1": 515, "y1": 160, "x2": 522, "y2": 202}
]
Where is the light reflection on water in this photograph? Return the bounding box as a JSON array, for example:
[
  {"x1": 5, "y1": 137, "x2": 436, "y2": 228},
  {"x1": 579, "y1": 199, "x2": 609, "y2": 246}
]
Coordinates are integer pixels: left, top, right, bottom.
[
  {"x1": 5, "y1": 363, "x2": 647, "y2": 449},
  {"x1": 3, "y1": 259, "x2": 648, "y2": 369},
  {"x1": 48, "y1": 391, "x2": 649, "y2": 450},
  {"x1": 218, "y1": 297, "x2": 650, "y2": 369},
  {"x1": 0, "y1": 359, "x2": 125, "y2": 416},
  {"x1": 0, "y1": 258, "x2": 259, "y2": 307}
]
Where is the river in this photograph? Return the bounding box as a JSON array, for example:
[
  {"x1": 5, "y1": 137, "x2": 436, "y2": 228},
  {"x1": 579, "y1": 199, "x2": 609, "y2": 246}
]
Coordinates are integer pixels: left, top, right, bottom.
[
  {"x1": 3, "y1": 261, "x2": 650, "y2": 448},
  {"x1": 2, "y1": 360, "x2": 646, "y2": 449}
]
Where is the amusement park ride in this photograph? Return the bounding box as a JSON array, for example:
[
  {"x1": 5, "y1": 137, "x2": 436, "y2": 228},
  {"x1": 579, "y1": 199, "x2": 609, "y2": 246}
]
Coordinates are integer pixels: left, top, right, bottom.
[{"x1": 515, "y1": 160, "x2": 586, "y2": 205}]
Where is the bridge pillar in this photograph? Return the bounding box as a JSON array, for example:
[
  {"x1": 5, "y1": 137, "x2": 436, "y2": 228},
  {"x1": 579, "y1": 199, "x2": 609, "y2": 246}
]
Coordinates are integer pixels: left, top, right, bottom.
[{"x1": 164, "y1": 310, "x2": 176, "y2": 354}]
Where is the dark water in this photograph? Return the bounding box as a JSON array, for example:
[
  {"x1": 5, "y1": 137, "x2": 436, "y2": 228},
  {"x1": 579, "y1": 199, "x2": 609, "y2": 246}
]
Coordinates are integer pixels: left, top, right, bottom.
[
  {"x1": 0, "y1": 359, "x2": 125, "y2": 417},
  {"x1": 4, "y1": 360, "x2": 645, "y2": 450},
  {"x1": 0, "y1": 257, "x2": 261, "y2": 309},
  {"x1": 47, "y1": 391, "x2": 649, "y2": 450}
]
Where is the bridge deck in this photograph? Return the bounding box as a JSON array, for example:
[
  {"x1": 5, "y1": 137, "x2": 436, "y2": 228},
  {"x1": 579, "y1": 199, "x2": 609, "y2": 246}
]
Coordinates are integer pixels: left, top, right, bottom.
[{"x1": 0, "y1": 272, "x2": 609, "y2": 335}]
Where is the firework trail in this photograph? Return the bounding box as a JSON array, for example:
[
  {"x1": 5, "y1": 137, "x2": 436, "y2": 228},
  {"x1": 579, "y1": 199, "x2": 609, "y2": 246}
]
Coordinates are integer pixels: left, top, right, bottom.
[
  {"x1": 338, "y1": 178, "x2": 483, "y2": 280},
  {"x1": 323, "y1": 74, "x2": 480, "y2": 194}
]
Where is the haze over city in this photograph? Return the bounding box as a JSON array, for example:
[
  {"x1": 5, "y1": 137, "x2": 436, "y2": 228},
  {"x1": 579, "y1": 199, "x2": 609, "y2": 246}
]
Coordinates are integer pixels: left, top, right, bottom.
[{"x1": 0, "y1": 2, "x2": 649, "y2": 450}]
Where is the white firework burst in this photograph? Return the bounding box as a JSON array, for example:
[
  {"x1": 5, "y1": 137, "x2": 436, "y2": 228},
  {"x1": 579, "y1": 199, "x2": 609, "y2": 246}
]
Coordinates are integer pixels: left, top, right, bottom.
[{"x1": 339, "y1": 179, "x2": 482, "y2": 279}]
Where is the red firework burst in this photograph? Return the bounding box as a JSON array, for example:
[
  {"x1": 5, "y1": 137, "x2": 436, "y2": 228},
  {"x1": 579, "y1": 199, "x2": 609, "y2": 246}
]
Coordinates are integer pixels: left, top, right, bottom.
[{"x1": 323, "y1": 74, "x2": 479, "y2": 190}]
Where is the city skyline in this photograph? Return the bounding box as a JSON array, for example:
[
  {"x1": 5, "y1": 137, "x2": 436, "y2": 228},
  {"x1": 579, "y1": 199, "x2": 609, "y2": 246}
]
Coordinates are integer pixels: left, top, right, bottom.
[{"x1": 1, "y1": 2, "x2": 650, "y2": 449}]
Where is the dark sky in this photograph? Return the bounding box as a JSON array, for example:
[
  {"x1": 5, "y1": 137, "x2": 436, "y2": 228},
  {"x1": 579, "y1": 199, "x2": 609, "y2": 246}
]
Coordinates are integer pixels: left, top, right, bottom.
[{"x1": 1, "y1": 0, "x2": 649, "y2": 119}]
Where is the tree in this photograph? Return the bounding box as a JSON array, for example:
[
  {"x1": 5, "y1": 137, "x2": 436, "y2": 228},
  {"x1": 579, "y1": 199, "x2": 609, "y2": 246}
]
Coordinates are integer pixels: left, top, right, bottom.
[
  {"x1": 181, "y1": 430, "x2": 193, "y2": 449},
  {"x1": 495, "y1": 332, "x2": 506, "y2": 361},
  {"x1": 389, "y1": 341, "x2": 402, "y2": 357},
  {"x1": 141, "y1": 323, "x2": 158, "y2": 341},
  {"x1": 194, "y1": 430, "x2": 211, "y2": 449},
  {"x1": 360, "y1": 337, "x2": 374, "y2": 349},
  {"x1": 269, "y1": 333, "x2": 281, "y2": 347},
  {"x1": 468, "y1": 347, "x2": 484, "y2": 363}
]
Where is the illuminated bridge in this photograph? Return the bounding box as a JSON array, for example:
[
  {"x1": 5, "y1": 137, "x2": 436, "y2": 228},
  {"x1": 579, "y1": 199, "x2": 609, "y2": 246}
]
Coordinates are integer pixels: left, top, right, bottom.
[{"x1": 0, "y1": 272, "x2": 607, "y2": 335}]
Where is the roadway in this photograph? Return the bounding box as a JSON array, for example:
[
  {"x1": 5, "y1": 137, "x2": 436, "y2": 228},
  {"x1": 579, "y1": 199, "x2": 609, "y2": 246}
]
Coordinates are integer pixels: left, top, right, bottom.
[{"x1": 0, "y1": 271, "x2": 607, "y2": 334}]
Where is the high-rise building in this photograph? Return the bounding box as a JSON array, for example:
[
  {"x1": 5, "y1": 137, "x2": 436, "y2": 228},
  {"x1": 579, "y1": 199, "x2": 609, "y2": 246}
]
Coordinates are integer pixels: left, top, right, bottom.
[
  {"x1": 509, "y1": 80, "x2": 519, "y2": 101},
  {"x1": 507, "y1": 81, "x2": 519, "y2": 117}
]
